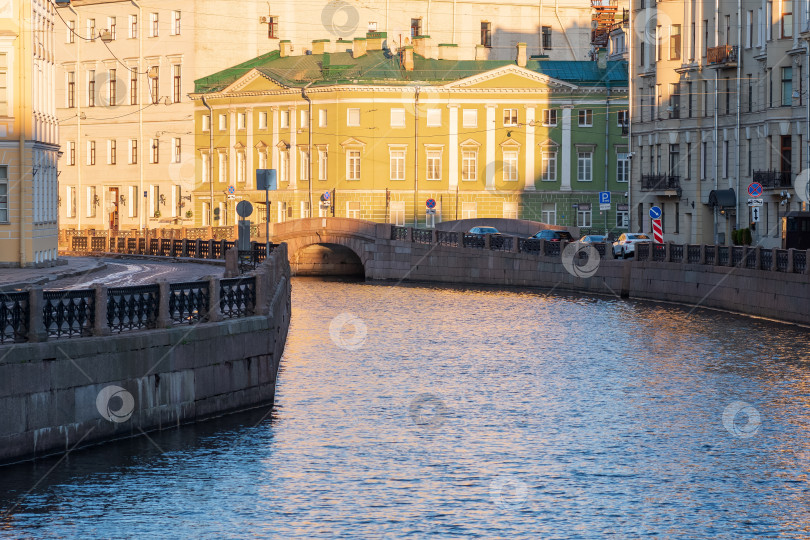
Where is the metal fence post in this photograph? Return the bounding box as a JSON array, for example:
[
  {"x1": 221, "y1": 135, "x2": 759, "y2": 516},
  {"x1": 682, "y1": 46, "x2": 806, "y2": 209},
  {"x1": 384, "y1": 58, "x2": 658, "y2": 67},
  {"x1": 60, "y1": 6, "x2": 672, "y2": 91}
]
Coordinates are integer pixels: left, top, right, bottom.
[{"x1": 27, "y1": 287, "x2": 47, "y2": 343}]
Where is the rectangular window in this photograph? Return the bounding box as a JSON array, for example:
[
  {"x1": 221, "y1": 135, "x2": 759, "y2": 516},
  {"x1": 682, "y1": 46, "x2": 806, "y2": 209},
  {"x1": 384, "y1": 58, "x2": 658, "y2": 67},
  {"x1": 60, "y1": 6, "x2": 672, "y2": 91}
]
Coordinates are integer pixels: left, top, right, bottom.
[
  {"x1": 687, "y1": 82, "x2": 693, "y2": 117},
  {"x1": 318, "y1": 149, "x2": 328, "y2": 180},
  {"x1": 723, "y1": 140, "x2": 729, "y2": 178},
  {"x1": 279, "y1": 110, "x2": 289, "y2": 129},
  {"x1": 640, "y1": 42, "x2": 646, "y2": 66},
  {"x1": 541, "y1": 203, "x2": 556, "y2": 225},
  {"x1": 172, "y1": 137, "x2": 181, "y2": 163},
  {"x1": 108, "y1": 140, "x2": 117, "y2": 165},
  {"x1": 390, "y1": 201, "x2": 405, "y2": 225},
  {"x1": 300, "y1": 201, "x2": 310, "y2": 219},
  {"x1": 67, "y1": 141, "x2": 75, "y2": 165},
  {"x1": 67, "y1": 20, "x2": 75, "y2": 43},
  {"x1": 280, "y1": 150, "x2": 289, "y2": 182},
  {"x1": 130, "y1": 71, "x2": 137, "y2": 105},
  {"x1": 299, "y1": 150, "x2": 309, "y2": 181},
  {"x1": 347, "y1": 150, "x2": 361, "y2": 180},
  {"x1": 577, "y1": 151, "x2": 593, "y2": 181},
  {"x1": 0, "y1": 166, "x2": 6, "y2": 222},
  {"x1": 67, "y1": 186, "x2": 76, "y2": 218},
  {"x1": 347, "y1": 201, "x2": 361, "y2": 219},
  {"x1": 670, "y1": 24, "x2": 681, "y2": 60},
  {"x1": 503, "y1": 202, "x2": 518, "y2": 220},
  {"x1": 67, "y1": 72, "x2": 75, "y2": 108},
  {"x1": 347, "y1": 108, "x2": 360, "y2": 126},
  {"x1": 669, "y1": 144, "x2": 680, "y2": 176},
  {"x1": 782, "y1": 66, "x2": 793, "y2": 106},
  {"x1": 300, "y1": 110, "x2": 309, "y2": 128},
  {"x1": 426, "y1": 149, "x2": 442, "y2": 181},
  {"x1": 259, "y1": 111, "x2": 268, "y2": 130},
  {"x1": 543, "y1": 109, "x2": 558, "y2": 126},
  {"x1": 172, "y1": 11, "x2": 181, "y2": 35},
  {"x1": 617, "y1": 152, "x2": 629, "y2": 182},
  {"x1": 616, "y1": 209, "x2": 629, "y2": 228},
  {"x1": 502, "y1": 151, "x2": 518, "y2": 181},
  {"x1": 462, "y1": 109, "x2": 477, "y2": 127},
  {"x1": 426, "y1": 109, "x2": 441, "y2": 127},
  {"x1": 87, "y1": 18, "x2": 95, "y2": 40},
  {"x1": 268, "y1": 16, "x2": 279, "y2": 39},
  {"x1": 202, "y1": 114, "x2": 210, "y2": 132},
  {"x1": 503, "y1": 108, "x2": 518, "y2": 126},
  {"x1": 704, "y1": 20, "x2": 709, "y2": 56},
  {"x1": 462, "y1": 150, "x2": 477, "y2": 181},
  {"x1": 108, "y1": 69, "x2": 117, "y2": 106},
  {"x1": 219, "y1": 153, "x2": 228, "y2": 183},
  {"x1": 172, "y1": 65, "x2": 181, "y2": 103},
  {"x1": 541, "y1": 151, "x2": 557, "y2": 181},
  {"x1": 767, "y1": 1, "x2": 773, "y2": 40},
  {"x1": 578, "y1": 109, "x2": 593, "y2": 126},
  {"x1": 783, "y1": 0, "x2": 793, "y2": 38},
  {"x1": 669, "y1": 82, "x2": 681, "y2": 118},
  {"x1": 542, "y1": 26, "x2": 552, "y2": 49},
  {"x1": 86, "y1": 186, "x2": 97, "y2": 218},
  {"x1": 237, "y1": 112, "x2": 246, "y2": 130},
  {"x1": 690, "y1": 22, "x2": 695, "y2": 59},
  {"x1": 150, "y1": 12, "x2": 158, "y2": 37},
  {"x1": 128, "y1": 186, "x2": 138, "y2": 218},
  {"x1": 319, "y1": 109, "x2": 327, "y2": 127},
  {"x1": 258, "y1": 150, "x2": 267, "y2": 170},
  {"x1": 129, "y1": 15, "x2": 137, "y2": 39},
  {"x1": 461, "y1": 202, "x2": 477, "y2": 219},
  {"x1": 87, "y1": 141, "x2": 96, "y2": 166},
  {"x1": 617, "y1": 109, "x2": 629, "y2": 128},
  {"x1": 390, "y1": 108, "x2": 406, "y2": 127},
  {"x1": 87, "y1": 70, "x2": 95, "y2": 107},
  {"x1": 577, "y1": 207, "x2": 592, "y2": 227},
  {"x1": 201, "y1": 153, "x2": 211, "y2": 183},
  {"x1": 219, "y1": 114, "x2": 227, "y2": 131},
  {"x1": 686, "y1": 143, "x2": 692, "y2": 179},
  {"x1": 481, "y1": 21, "x2": 492, "y2": 47},
  {"x1": 747, "y1": 11, "x2": 753, "y2": 47},
  {"x1": 657, "y1": 25, "x2": 662, "y2": 61},
  {"x1": 701, "y1": 141, "x2": 707, "y2": 179},
  {"x1": 411, "y1": 18, "x2": 422, "y2": 38},
  {"x1": 702, "y1": 81, "x2": 709, "y2": 116},
  {"x1": 150, "y1": 66, "x2": 159, "y2": 104},
  {"x1": 108, "y1": 17, "x2": 116, "y2": 40},
  {"x1": 150, "y1": 139, "x2": 159, "y2": 164},
  {"x1": 390, "y1": 149, "x2": 406, "y2": 180}
]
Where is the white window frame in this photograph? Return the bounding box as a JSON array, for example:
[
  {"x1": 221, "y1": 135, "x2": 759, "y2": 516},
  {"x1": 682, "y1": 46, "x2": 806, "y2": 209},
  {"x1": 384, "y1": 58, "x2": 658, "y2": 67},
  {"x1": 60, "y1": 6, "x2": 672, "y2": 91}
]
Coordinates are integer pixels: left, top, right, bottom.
[
  {"x1": 280, "y1": 110, "x2": 290, "y2": 129},
  {"x1": 461, "y1": 149, "x2": 478, "y2": 181},
  {"x1": 541, "y1": 149, "x2": 557, "y2": 181},
  {"x1": 347, "y1": 108, "x2": 360, "y2": 126},
  {"x1": 171, "y1": 10, "x2": 181, "y2": 35},
  {"x1": 503, "y1": 108, "x2": 518, "y2": 126},
  {"x1": 202, "y1": 114, "x2": 210, "y2": 132},
  {"x1": 0, "y1": 166, "x2": 7, "y2": 222},
  {"x1": 577, "y1": 208, "x2": 592, "y2": 227},
  {"x1": 319, "y1": 109, "x2": 328, "y2": 127},
  {"x1": 502, "y1": 150, "x2": 518, "y2": 181},
  {"x1": 318, "y1": 148, "x2": 328, "y2": 180},
  {"x1": 219, "y1": 114, "x2": 227, "y2": 131},
  {"x1": 390, "y1": 200, "x2": 406, "y2": 226},
  {"x1": 259, "y1": 111, "x2": 268, "y2": 130},
  {"x1": 578, "y1": 109, "x2": 593, "y2": 127},
  {"x1": 461, "y1": 201, "x2": 477, "y2": 219},
  {"x1": 462, "y1": 109, "x2": 477, "y2": 128},
  {"x1": 542, "y1": 109, "x2": 557, "y2": 126},
  {"x1": 107, "y1": 139, "x2": 117, "y2": 165},
  {"x1": 347, "y1": 201, "x2": 361, "y2": 219},
  {"x1": 541, "y1": 203, "x2": 556, "y2": 225},
  {"x1": 617, "y1": 151, "x2": 629, "y2": 182},
  {"x1": 426, "y1": 109, "x2": 441, "y2": 127},
  {"x1": 425, "y1": 148, "x2": 442, "y2": 181},
  {"x1": 503, "y1": 201, "x2": 518, "y2": 219},
  {"x1": 237, "y1": 112, "x2": 246, "y2": 130},
  {"x1": 299, "y1": 148, "x2": 309, "y2": 181},
  {"x1": 66, "y1": 141, "x2": 76, "y2": 165},
  {"x1": 346, "y1": 149, "x2": 361, "y2": 180},
  {"x1": 149, "y1": 12, "x2": 158, "y2": 37},
  {"x1": 389, "y1": 147, "x2": 406, "y2": 180},
  {"x1": 390, "y1": 108, "x2": 406, "y2": 128},
  {"x1": 128, "y1": 15, "x2": 137, "y2": 39},
  {"x1": 577, "y1": 150, "x2": 593, "y2": 181}
]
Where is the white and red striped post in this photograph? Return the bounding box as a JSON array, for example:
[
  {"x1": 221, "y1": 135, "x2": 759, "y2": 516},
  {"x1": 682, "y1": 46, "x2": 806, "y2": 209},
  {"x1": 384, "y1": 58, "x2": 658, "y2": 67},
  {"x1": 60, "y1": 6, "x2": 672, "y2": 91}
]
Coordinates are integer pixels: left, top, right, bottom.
[{"x1": 652, "y1": 219, "x2": 663, "y2": 243}]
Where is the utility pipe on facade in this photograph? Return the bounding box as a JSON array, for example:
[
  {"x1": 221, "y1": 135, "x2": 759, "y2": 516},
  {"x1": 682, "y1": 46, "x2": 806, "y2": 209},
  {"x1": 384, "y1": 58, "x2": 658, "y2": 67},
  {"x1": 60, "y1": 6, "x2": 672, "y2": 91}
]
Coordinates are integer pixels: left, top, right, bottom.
[
  {"x1": 414, "y1": 87, "x2": 420, "y2": 226},
  {"x1": 627, "y1": 5, "x2": 632, "y2": 232},
  {"x1": 807, "y1": 37, "x2": 810, "y2": 212},
  {"x1": 604, "y1": 84, "x2": 611, "y2": 234},
  {"x1": 301, "y1": 83, "x2": 313, "y2": 218},
  {"x1": 735, "y1": 0, "x2": 742, "y2": 230},
  {"x1": 713, "y1": 0, "x2": 720, "y2": 244},
  {"x1": 201, "y1": 95, "x2": 214, "y2": 228},
  {"x1": 18, "y1": 0, "x2": 26, "y2": 263},
  {"x1": 68, "y1": 2, "x2": 81, "y2": 232},
  {"x1": 133, "y1": 0, "x2": 144, "y2": 232}
]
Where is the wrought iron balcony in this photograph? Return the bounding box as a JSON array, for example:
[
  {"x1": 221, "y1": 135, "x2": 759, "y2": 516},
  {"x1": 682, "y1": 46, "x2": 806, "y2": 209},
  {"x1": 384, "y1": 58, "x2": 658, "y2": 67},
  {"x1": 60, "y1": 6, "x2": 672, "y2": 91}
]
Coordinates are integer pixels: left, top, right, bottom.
[
  {"x1": 641, "y1": 174, "x2": 681, "y2": 191},
  {"x1": 707, "y1": 44, "x2": 738, "y2": 66},
  {"x1": 752, "y1": 170, "x2": 792, "y2": 189}
]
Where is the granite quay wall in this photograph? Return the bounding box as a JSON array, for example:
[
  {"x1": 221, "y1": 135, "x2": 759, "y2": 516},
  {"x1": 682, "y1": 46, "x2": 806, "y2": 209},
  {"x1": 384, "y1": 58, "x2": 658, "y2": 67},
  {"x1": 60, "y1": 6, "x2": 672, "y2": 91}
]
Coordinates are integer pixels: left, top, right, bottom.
[{"x1": 0, "y1": 244, "x2": 291, "y2": 465}]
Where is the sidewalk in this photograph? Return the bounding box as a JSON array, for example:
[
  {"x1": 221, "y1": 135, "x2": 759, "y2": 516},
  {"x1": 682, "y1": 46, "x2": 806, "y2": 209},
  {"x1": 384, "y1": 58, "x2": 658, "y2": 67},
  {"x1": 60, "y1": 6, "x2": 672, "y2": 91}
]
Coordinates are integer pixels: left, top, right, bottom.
[{"x1": 0, "y1": 257, "x2": 107, "y2": 291}]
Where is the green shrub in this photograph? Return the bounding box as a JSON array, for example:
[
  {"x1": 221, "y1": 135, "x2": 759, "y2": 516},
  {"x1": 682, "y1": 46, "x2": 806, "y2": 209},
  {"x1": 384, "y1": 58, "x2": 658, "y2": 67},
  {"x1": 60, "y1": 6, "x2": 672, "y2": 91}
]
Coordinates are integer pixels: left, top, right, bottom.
[{"x1": 742, "y1": 227, "x2": 752, "y2": 245}]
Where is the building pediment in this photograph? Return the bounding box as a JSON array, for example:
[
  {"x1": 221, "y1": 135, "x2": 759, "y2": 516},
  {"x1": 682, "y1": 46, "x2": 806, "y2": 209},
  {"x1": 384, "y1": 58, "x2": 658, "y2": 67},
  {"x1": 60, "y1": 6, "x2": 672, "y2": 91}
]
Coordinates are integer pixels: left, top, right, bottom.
[
  {"x1": 444, "y1": 64, "x2": 578, "y2": 91},
  {"x1": 340, "y1": 137, "x2": 367, "y2": 148},
  {"x1": 500, "y1": 138, "x2": 521, "y2": 148},
  {"x1": 459, "y1": 138, "x2": 481, "y2": 147},
  {"x1": 220, "y1": 68, "x2": 291, "y2": 94}
]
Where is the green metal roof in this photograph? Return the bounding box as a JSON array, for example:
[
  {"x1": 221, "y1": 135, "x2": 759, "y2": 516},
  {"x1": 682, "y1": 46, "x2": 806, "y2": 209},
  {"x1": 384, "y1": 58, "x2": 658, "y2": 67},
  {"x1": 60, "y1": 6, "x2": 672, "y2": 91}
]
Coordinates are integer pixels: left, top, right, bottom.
[{"x1": 194, "y1": 49, "x2": 628, "y2": 94}]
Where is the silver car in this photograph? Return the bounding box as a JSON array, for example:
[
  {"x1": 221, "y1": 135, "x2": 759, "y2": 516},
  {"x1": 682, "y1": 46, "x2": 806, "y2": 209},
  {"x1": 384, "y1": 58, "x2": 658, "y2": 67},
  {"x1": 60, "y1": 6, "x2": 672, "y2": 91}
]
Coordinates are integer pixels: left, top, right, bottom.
[{"x1": 612, "y1": 233, "x2": 651, "y2": 259}]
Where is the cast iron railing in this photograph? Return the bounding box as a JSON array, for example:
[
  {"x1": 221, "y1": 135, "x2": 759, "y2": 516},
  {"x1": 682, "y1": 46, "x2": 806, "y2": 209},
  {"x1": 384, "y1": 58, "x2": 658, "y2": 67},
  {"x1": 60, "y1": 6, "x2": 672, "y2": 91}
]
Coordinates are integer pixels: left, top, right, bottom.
[
  {"x1": 42, "y1": 289, "x2": 94, "y2": 338},
  {"x1": 107, "y1": 284, "x2": 160, "y2": 333},
  {"x1": 753, "y1": 170, "x2": 792, "y2": 189},
  {"x1": 413, "y1": 229, "x2": 433, "y2": 244},
  {"x1": 776, "y1": 250, "x2": 789, "y2": 272},
  {"x1": 219, "y1": 277, "x2": 256, "y2": 319},
  {"x1": 760, "y1": 249, "x2": 773, "y2": 270},
  {"x1": 794, "y1": 251, "x2": 807, "y2": 273},
  {"x1": 0, "y1": 292, "x2": 29, "y2": 344},
  {"x1": 636, "y1": 243, "x2": 650, "y2": 260},
  {"x1": 705, "y1": 246, "x2": 716, "y2": 265},
  {"x1": 391, "y1": 226, "x2": 408, "y2": 241},
  {"x1": 669, "y1": 244, "x2": 684, "y2": 262},
  {"x1": 718, "y1": 246, "x2": 730, "y2": 266},
  {"x1": 687, "y1": 245, "x2": 701, "y2": 264},
  {"x1": 168, "y1": 281, "x2": 209, "y2": 325},
  {"x1": 436, "y1": 231, "x2": 459, "y2": 247},
  {"x1": 463, "y1": 234, "x2": 485, "y2": 249}
]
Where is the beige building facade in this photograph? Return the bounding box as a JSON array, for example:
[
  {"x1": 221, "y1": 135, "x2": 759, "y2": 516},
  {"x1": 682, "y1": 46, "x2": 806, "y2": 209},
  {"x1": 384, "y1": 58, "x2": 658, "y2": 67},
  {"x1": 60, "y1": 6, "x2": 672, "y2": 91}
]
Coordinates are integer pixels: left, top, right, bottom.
[
  {"x1": 631, "y1": 0, "x2": 810, "y2": 246},
  {"x1": 0, "y1": 0, "x2": 59, "y2": 267}
]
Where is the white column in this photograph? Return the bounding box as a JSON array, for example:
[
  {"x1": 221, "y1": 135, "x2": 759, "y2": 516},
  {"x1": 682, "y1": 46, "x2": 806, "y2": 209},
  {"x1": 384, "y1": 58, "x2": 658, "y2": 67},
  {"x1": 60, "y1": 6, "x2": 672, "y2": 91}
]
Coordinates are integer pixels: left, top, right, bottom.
[
  {"x1": 246, "y1": 107, "x2": 254, "y2": 189},
  {"x1": 485, "y1": 105, "x2": 496, "y2": 190},
  {"x1": 524, "y1": 106, "x2": 535, "y2": 191},
  {"x1": 561, "y1": 106, "x2": 572, "y2": 191},
  {"x1": 271, "y1": 106, "x2": 279, "y2": 171},
  {"x1": 448, "y1": 105, "x2": 459, "y2": 190},
  {"x1": 229, "y1": 109, "x2": 236, "y2": 187},
  {"x1": 289, "y1": 106, "x2": 297, "y2": 190}
]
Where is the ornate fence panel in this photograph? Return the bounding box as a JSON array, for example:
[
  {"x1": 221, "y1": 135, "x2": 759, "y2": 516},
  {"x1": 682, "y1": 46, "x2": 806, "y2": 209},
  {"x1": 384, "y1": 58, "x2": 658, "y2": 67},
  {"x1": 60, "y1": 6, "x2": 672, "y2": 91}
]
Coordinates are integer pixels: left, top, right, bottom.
[
  {"x1": 731, "y1": 246, "x2": 743, "y2": 267},
  {"x1": 687, "y1": 245, "x2": 701, "y2": 264},
  {"x1": 160, "y1": 239, "x2": 172, "y2": 256},
  {"x1": 224, "y1": 241, "x2": 236, "y2": 252},
  {"x1": 90, "y1": 237, "x2": 106, "y2": 252},
  {"x1": 718, "y1": 246, "x2": 730, "y2": 266},
  {"x1": 636, "y1": 243, "x2": 650, "y2": 261},
  {"x1": 462, "y1": 234, "x2": 485, "y2": 249},
  {"x1": 593, "y1": 243, "x2": 606, "y2": 257},
  {"x1": 413, "y1": 229, "x2": 432, "y2": 244},
  {"x1": 198, "y1": 242, "x2": 209, "y2": 259},
  {"x1": 149, "y1": 239, "x2": 159, "y2": 255},
  {"x1": 775, "y1": 250, "x2": 789, "y2": 272},
  {"x1": 211, "y1": 241, "x2": 222, "y2": 259},
  {"x1": 745, "y1": 249, "x2": 756, "y2": 269},
  {"x1": 0, "y1": 292, "x2": 29, "y2": 344},
  {"x1": 219, "y1": 277, "x2": 256, "y2": 319},
  {"x1": 109, "y1": 238, "x2": 117, "y2": 252},
  {"x1": 794, "y1": 251, "x2": 807, "y2": 273},
  {"x1": 126, "y1": 238, "x2": 137, "y2": 254},
  {"x1": 490, "y1": 235, "x2": 513, "y2": 251},
  {"x1": 137, "y1": 238, "x2": 146, "y2": 254},
  {"x1": 436, "y1": 231, "x2": 459, "y2": 247},
  {"x1": 669, "y1": 244, "x2": 684, "y2": 262},
  {"x1": 42, "y1": 290, "x2": 94, "y2": 338},
  {"x1": 705, "y1": 246, "x2": 716, "y2": 265},
  {"x1": 71, "y1": 236, "x2": 88, "y2": 252},
  {"x1": 107, "y1": 285, "x2": 160, "y2": 333},
  {"x1": 171, "y1": 240, "x2": 183, "y2": 257},
  {"x1": 652, "y1": 244, "x2": 666, "y2": 262},
  {"x1": 391, "y1": 226, "x2": 408, "y2": 241},
  {"x1": 544, "y1": 241, "x2": 561, "y2": 257},
  {"x1": 518, "y1": 238, "x2": 543, "y2": 254},
  {"x1": 168, "y1": 281, "x2": 209, "y2": 325},
  {"x1": 760, "y1": 249, "x2": 773, "y2": 270}
]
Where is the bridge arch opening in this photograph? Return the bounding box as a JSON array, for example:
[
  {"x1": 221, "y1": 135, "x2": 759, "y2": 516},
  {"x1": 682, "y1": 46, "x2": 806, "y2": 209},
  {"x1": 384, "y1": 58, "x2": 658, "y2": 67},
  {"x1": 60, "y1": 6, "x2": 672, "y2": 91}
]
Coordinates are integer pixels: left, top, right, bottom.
[{"x1": 290, "y1": 243, "x2": 365, "y2": 278}]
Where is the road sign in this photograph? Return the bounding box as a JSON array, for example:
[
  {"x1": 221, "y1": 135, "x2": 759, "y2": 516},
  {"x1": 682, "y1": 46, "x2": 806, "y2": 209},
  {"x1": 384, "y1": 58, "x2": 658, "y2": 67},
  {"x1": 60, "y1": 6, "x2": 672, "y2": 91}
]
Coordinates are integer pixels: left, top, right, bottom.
[
  {"x1": 426, "y1": 198, "x2": 436, "y2": 209},
  {"x1": 227, "y1": 195, "x2": 236, "y2": 200},
  {"x1": 599, "y1": 191, "x2": 611, "y2": 204},
  {"x1": 323, "y1": 191, "x2": 331, "y2": 201},
  {"x1": 649, "y1": 206, "x2": 662, "y2": 220},
  {"x1": 256, "y1": 169, "x2": 278, "y2": 191},
  {"x1": 236, "y1": 200, "x2": 253, "y2": 218},
  {"x1": 426, "y1": 208, "x2": 436, "y2": 214},
  {"x1": 599, "y1": 203, "x2": 611, "y2": 211},
  {"x1": 748, "y1": 182, "x2": 763, "y2": 197},
  {"x1": 752, "y1": 206, "x2": 761, "y2": 223},
  {"x1": 747, "y1": 198, "x2": 763, "y2": 207},
  {"x1": 227, "y1": 185, "x2": 235, "y2": 195},
  {"x1": 652, "y1": 218, "x2": 663, "y2": 243}
]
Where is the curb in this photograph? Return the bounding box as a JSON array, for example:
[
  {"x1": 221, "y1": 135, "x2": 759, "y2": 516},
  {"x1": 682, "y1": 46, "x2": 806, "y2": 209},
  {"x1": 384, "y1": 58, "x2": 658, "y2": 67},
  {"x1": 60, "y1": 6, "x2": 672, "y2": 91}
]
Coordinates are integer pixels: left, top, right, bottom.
[
  {"x1": 0, "y1": 260, "x2": 108, "y2": 292},
  {"x1": 65, "y1": 252, "x2": 227, "y2": 266}
]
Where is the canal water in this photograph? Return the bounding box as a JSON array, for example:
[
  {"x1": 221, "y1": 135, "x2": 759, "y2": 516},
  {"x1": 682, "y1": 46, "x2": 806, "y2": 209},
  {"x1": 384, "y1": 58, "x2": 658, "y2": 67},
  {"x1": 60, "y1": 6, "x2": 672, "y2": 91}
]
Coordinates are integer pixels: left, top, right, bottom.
[{"x1": 2, "y1": 278, "x2": 810, "y2": 538}]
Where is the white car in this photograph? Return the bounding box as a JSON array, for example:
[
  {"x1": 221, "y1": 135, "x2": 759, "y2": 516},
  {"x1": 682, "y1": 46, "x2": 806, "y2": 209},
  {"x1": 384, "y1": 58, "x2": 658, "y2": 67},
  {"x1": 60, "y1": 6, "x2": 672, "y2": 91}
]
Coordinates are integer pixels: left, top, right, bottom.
[{"x1": 612, "y1": 233, "x2": 651, "y2": 259}]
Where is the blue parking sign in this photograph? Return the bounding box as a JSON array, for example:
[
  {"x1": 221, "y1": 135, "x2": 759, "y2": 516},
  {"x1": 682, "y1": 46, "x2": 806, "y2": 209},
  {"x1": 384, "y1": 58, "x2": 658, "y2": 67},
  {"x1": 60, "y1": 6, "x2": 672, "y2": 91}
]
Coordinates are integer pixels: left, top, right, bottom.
[{"x1": 599, "y1": 191, "x2": 611, "y2": 204}]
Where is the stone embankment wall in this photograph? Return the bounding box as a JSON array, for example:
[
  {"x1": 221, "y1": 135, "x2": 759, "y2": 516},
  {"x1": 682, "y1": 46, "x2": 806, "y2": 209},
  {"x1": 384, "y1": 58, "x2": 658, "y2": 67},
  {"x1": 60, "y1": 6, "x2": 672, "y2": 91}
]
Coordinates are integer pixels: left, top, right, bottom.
[{"x1": 0, "y1": 245, "x2": 291, "y2": 465}]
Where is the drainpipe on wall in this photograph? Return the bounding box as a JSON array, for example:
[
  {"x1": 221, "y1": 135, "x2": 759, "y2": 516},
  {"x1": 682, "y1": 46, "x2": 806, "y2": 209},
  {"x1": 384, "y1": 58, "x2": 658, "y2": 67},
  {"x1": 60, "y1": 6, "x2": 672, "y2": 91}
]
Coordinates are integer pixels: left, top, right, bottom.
[
  {"x1": 18, "y1": 0, "x2": 26, "y2": 264},
  {"x1": 714, "y1": 70, "x2": 720, "y2": 244},
  {"x1": 201, "y1": 95, "x2": 214, "y2": 228},
  {"x1": 604, "y1": 86, "x2": 611, "y2": 235},
  {"x1": 133, "y1": 0, "x2": 143, "y2": 232},
  {"x1": 735, "y1": 0, "x2": 742, "y2": 231},
  {"x1": 414, "y1": 87, "x2": 419, "y2": 227},
  {"x1": 301, "y1": 83, "x2": 313, "y2": 218},
  {"x1": 628, "y1": 9, "x2": 633, "y2": 232}
]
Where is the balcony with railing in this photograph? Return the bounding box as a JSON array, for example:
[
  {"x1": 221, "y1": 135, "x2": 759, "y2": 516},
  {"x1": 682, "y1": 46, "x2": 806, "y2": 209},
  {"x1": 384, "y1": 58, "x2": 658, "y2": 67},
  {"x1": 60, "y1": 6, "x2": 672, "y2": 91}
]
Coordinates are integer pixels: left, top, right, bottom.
[
  {"x1": 707, "y1": 45, "x2": 738, "y2": 67},
  {"x1": 641, "y1": 174, "x2": 681, "y2": 192},
  {"x1": 753, "y1": 170, "x2": 792, "y2": 189}
]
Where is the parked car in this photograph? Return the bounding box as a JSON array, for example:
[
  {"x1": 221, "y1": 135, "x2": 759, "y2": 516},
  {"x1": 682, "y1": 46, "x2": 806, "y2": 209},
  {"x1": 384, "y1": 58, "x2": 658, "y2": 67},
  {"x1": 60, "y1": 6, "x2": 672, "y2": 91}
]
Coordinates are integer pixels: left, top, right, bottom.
[
  {"x1": 579, "y1": 235, "x2": 608, "y2": 244},
  {"x1": 467, "y1": 226, "x2": 501, "y2": 236},
  {"x1": 530, "y1": 229, "x2": 574, "y2": 242},
  {"x1": 467, "y1": 226, "x2": 503, "y2": 248},
  {"x1": 612, "y1": 233, "x2": 651, "y2": 259}
]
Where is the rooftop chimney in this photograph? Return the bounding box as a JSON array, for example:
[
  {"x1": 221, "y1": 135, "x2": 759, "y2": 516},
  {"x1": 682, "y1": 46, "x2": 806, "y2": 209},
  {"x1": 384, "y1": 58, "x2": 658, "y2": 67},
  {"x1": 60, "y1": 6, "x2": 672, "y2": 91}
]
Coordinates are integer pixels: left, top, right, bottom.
[
  {"x1": 438, "y1": 43, "x2": 458, "y2": 61},
  {"x1": 312, "y1": 39, "x2": 331, "y2": 55},
  {"x1": 366, "y1": 31, "x2": 386, "y2": 51},
  {"x1": 352, "y1": 37, "x2": 367, "y2": 58},
  {"x1": 475, "y1": 44, "x2": 488, "y2": 61},
  {"x1": 279, "y1": 40, "x2": 292, "y2": 57},
  {"x1": 413, "y1": 36, "x2": 437, "y2": 59},
  {"x1": 402, "y1": 45, "x2": 414, "y2": 71},
  {"x1": 597, "y1": 47, "x2": 607, "y2": 69},
  {"x1": 516, "y1": 42, "x2": 527, "y2": 68}
]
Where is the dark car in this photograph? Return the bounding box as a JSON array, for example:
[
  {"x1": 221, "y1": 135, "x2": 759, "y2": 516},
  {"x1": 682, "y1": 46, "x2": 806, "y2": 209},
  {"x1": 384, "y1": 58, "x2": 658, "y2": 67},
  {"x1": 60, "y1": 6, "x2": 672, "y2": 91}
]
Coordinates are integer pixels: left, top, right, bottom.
[
  {"x1": 468, "y1": 226, "x2": 501, "y2": 236},
  {"x1": 580, "y1": 235, "x2": 608, "y2": 244},
  {"x1": 530, "y1": 229, "x2": 574, "y2": 242},
  {"x1": 467, "y1": 226, "x2": 503, "y2": 248}
]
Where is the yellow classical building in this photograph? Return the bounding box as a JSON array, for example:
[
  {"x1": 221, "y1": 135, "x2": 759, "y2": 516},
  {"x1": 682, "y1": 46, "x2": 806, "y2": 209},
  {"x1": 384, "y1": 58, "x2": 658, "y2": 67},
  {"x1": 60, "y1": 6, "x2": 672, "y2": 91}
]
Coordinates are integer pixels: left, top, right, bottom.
[
  {"x1": 0, "y1": 0, "x2": 59, "y2": 266},
  {"x1": 191, "y1": 37, "x2": 629, "y2": 232}
]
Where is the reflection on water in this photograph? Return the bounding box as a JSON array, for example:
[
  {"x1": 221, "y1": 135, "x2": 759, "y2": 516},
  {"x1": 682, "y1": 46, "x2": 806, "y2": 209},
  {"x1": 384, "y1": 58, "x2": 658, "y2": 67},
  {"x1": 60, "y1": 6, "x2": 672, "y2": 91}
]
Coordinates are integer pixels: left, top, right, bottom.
[{"x1": 1, "y1": 278, "x2": 810, "y2": 538}]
